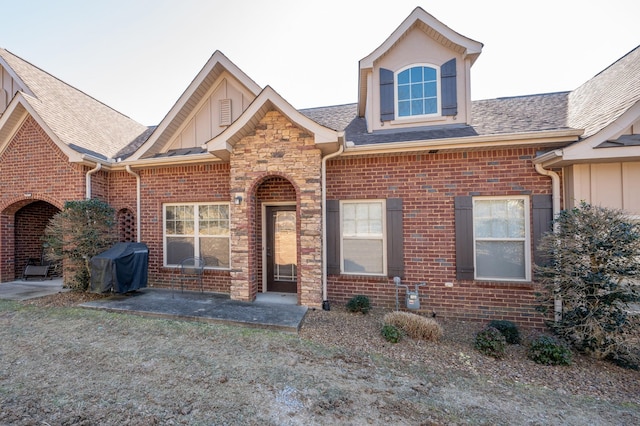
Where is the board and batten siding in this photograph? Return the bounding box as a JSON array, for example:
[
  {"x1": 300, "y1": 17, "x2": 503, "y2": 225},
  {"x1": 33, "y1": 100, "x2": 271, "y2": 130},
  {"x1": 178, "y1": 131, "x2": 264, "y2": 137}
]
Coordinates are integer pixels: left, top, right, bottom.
[
  {"x1": 167, "y1": 77, "x2": 252, "y2": 150},
  {"x1": 0, "y1": 65, "x2": 21, "y2": 113},
  {"x1": 566, "y1": 162, "x2": 640, "y2": 217}
]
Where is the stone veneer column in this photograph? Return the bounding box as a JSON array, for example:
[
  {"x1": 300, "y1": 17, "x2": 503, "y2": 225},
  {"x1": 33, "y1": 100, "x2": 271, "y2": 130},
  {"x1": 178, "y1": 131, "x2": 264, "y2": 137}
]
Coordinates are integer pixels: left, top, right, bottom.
[{"x1": 229, "y1": 110, "x2": 324, "y2": 306}]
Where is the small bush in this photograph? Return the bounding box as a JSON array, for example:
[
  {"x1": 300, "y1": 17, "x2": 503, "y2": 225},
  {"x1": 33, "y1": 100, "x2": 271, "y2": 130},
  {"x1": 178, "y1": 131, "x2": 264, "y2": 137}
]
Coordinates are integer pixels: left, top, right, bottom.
[
  {"x1": 488, "y1": 320, "x2": 521, "y2": 344},
  {"x1": 528, "y1": 335, "x2": 572, "y2": 366},
  {"x1": 346, "y1": 295, "x2": 371, "y2": 314},
  {"x1": 474, "y1": 327, "x2": 506, "y2": 359},
  {"x1": 383, "y1": 311, "x2": 443, "y2": 341},
  {"x1": 381, "y1": 324, "x2": 401, "y2": 343}
]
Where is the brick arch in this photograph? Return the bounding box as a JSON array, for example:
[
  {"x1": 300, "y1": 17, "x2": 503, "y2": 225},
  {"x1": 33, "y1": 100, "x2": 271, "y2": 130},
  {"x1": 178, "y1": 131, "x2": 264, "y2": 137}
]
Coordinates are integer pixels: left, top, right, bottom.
[
  {"x1": 1, "y1": 194, "x2": 64, "y2": 215},
  {"x1": 247, "y1": 172, "x2": 301, "y2": 203},
  {"x1": 1, "y1": 197, "x2": 62, "y2": 282}
]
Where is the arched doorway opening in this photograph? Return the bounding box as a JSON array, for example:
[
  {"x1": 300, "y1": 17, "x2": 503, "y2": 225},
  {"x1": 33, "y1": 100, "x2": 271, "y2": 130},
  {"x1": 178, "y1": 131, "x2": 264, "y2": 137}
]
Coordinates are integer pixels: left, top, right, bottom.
[
  {"x1": 11, "y1": 200, "x2": 61, "y2": 280},
  {"x1": 253, "y1": 176, "x2": 298, "y2": 296}
]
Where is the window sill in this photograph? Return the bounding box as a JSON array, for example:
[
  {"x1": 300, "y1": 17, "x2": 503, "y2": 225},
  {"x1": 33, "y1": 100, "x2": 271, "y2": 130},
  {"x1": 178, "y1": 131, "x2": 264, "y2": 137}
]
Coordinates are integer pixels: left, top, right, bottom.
[
  {"x1": 339, "y1": 272, "x2": 388, "y2": 280},
  {"x1": 389, "y1": 115, "x2": 447, "y2": 126},
  {"x1": 162, "y1": 266, "x2": 231, "y2": 272},
  {"x1": 473, "y1": 279, "x2": 534, "y2": 288}
]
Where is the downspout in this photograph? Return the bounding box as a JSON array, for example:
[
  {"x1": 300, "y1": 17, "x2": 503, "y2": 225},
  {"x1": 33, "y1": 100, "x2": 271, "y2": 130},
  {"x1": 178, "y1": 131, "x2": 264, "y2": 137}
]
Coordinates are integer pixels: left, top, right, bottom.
[
  {"x1": 85, "y1": 163, "x2": 102, "y2": 199},
  {"x1": 534, "y1": 162, "x2": 562, "y2": 322},
  {"x1": 321, "y1": 139, "x2": 345, "y2": 310},
  {"x1": 125, "y1": 165, "x2": 142, "y2": 243}
]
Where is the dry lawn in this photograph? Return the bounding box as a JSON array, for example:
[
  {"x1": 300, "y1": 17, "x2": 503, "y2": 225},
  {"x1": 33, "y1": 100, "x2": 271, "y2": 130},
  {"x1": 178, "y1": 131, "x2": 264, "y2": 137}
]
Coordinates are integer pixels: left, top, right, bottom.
[{"x1": 0, "y1": 292, "x2": 638, "y2": 425}]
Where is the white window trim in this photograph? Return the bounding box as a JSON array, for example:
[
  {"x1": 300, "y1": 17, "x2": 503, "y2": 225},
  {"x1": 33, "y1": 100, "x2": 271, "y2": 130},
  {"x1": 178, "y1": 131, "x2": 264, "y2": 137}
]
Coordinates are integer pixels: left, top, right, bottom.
[
  {"x1": 472, "y1": 196, "x2": 531, "y2": 282},
  {"x1": 163, "y1": 202, "x2": 231, "y2": 269},
  {"x1": 340, "y1": 199, "x2": 387, "y2": 276},
  {"x1": 394, "y1": 63, "x2": 441, "y2": 119}
]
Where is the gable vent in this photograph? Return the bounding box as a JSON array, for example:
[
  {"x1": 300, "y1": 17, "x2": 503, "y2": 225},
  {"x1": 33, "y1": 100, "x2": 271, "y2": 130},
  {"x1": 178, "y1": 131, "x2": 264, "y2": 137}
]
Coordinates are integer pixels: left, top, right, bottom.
[{"x1": 219, "y1": 98, "x2": 232, "y2": 126}]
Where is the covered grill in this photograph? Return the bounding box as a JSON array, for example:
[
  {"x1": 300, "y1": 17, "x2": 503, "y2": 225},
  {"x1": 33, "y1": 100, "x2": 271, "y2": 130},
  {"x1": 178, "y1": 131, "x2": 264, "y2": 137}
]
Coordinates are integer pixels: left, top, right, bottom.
[{"x1": 90, "y1": 242, "x2": 149, "y2": 293}]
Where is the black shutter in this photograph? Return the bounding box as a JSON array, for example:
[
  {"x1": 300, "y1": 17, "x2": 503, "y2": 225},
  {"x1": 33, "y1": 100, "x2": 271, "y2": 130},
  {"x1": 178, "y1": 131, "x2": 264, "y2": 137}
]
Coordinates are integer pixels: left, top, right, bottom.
[
  {"x1": 532, "y1": 194, "x2": 554, "y2": 267},
  {"x1": 380, "y1": 68, "x2": 395, "y2": 122},
  {"x1": 455, "y1": 196, "x2": 474, "y2": 280},
  {"x1": 326, "y1": 200, "x2": 341, "y2": 275},
  {"x1": 386, "y1": 198, "x2": 404, "y2": 278},
  {"x1": 441, "y1": 58, "x2": 457, "y2": 116}
]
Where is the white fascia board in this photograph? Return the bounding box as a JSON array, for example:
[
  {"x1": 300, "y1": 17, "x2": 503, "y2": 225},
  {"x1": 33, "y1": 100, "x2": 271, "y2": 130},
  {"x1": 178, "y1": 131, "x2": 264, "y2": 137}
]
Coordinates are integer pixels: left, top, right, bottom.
[
  {"x1": 562, "y1": 100, "x2": 640, "y2": 162},
  {"x1": 114, "y1": 153, "x2": 221, "y2": 170},
  {"x1": 206, "y1": 86, "x2": 339, "y2": 157},
  {"x1": 343, "y1": 129, "x2": 581, "y2": 156}
]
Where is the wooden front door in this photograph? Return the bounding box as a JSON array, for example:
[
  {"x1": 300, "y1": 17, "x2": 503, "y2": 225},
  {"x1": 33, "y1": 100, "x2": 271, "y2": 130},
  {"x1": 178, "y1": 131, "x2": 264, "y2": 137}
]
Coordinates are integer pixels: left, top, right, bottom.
[{"x1": 265, "y1": 206, "x2": 297, "y2": 293}]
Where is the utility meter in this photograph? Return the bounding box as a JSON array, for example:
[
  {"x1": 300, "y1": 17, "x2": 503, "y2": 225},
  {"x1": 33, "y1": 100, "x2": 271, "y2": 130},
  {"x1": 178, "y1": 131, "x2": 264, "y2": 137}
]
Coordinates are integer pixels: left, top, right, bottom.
[
  {"x1": 406, "y1": 291, "x2": 420, "y2": 310},
  {"x1": 393, "y1": 277, "x2": 426, "y2": 311}
]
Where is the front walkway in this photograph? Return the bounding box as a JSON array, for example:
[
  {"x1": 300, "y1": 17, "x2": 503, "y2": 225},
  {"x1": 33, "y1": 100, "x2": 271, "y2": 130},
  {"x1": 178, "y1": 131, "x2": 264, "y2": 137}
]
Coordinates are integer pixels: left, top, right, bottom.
[
  {"x1": 0, "y1": 280, "x2": 307, "y2": 333},
  {"x1": 81, "y1": 289, "x2": 307, "y2": 333},
  {"x1": 0, "y1": 278, "x2": 67, "y2": 300}
]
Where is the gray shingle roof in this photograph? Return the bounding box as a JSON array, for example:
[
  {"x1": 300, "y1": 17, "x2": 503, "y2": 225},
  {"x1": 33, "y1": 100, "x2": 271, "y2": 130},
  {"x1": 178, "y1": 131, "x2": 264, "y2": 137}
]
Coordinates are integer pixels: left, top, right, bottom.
[
  {"x1": 0, "y1": 48, "x2": 149, "y2": 160},
  {"x1": 298, "y1": 103, "x2": 358, "y2": 131},
  {"x1": 569, "y1": 46, "x2": 640, "y2": 138},
  {"x1": 300, "y1": 92, "x2": 572, "y2": 146},
  {"x1": 300, "y1": 46, "x2": 640, "y2": 147}
]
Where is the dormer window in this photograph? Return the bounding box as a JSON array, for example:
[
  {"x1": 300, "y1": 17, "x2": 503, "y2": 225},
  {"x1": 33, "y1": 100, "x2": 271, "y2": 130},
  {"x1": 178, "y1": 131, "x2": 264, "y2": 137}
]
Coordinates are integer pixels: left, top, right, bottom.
[
  {"x1": 397, "y1": 65, "x2": 439, "y2": 117},
  {"x1": 380, "y1": 58, "x2": 457, "y2": 122}
]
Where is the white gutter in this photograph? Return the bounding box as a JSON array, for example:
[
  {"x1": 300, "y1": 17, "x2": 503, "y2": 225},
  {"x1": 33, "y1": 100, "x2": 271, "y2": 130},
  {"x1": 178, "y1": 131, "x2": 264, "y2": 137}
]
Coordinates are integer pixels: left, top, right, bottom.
[
  {"x1": 85, "y1": 163, "x2": 102, "y2": 199},
  {"x1": 321, "y1": 136, "x2": 345, "y2": 310},
  {"x1": 534, "y1": 163, "x2": 561, "y2": 220},
  {"x1": 125, "y1": 165, "x2": 142, "y2": 243},
  {"x1": 342, "y1": 129, "x2": 582, "y2": 156},
  {"x1": 534, "y1": 162, "x2": 562, "y2": 322}
]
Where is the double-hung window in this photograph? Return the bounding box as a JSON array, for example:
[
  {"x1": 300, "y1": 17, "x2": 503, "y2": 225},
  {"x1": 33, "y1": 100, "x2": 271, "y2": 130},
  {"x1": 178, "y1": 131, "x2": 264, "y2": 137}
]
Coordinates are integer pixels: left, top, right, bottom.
[
  {"x1": 396, "y1": 64, "x2": 440, "y2": 117},
  {"x1": 473, "y1": 197, "x2": 530, "y2": 281},
  {"x1": 341, "y1": 200, "x2": 386, "y2": 275},
  {"x1": 164, "y1": 203, "x2": 230, "y2": 268}
]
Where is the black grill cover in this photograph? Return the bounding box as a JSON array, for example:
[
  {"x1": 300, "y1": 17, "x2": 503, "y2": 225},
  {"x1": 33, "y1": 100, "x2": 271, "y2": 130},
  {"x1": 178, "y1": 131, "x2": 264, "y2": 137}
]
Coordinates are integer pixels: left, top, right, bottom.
[{"x1": 90, "y1": 242, "x2": 149, "y2": 293}]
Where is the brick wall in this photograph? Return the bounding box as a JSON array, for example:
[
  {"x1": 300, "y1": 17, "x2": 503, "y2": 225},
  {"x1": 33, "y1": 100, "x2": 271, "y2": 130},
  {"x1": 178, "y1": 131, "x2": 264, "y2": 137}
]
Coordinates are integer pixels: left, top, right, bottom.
[
  {"x1": 0, "y1": 117, "x2": 85, "y2": 281},
  {"x1": 110, "y1": 163, "x2": 233, "y2": 293},
  {"x1": 326, "y1": 148, "x2": 554, "y2": 327}
]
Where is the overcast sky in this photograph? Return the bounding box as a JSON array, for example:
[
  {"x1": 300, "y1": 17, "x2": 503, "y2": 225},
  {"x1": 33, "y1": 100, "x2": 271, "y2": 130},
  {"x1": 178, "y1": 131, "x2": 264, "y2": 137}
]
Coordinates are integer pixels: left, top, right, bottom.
[{"x1": 1, "y1": 0, "x2": 638, "y2": 125}]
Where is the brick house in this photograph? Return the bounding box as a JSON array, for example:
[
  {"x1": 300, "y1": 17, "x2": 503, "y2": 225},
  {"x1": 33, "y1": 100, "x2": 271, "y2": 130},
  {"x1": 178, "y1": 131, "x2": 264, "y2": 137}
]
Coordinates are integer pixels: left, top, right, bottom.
[{"x1": 1, "y1": 8, "x2": 639, "y2": 326}]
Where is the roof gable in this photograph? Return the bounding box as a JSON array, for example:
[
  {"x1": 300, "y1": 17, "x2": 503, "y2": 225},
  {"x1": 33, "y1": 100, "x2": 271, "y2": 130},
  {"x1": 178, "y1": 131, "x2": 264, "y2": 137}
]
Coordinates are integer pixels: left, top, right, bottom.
[
  {"x1": 358, "y1": 7, "x2": 483, "y2": 116},
  {"x1": 206, "y1": 86, "x2": 340, "y2": 161},
  {"x1": 128, "y1": 51, "x2": 262, "y2": 161},
  {"x1": 568, "y1": 46, "x2": 640, "y2": 139},
  {"x1": 0, "y1": 48, "x2": 148, "y2": 161}
]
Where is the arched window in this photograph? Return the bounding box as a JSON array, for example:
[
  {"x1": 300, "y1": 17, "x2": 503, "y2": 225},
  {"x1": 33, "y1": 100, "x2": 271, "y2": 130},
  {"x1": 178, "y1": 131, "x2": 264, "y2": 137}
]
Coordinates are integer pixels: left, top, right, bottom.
[{"x1": 396, "y1": 64, "x2": 439, "y2": 117}]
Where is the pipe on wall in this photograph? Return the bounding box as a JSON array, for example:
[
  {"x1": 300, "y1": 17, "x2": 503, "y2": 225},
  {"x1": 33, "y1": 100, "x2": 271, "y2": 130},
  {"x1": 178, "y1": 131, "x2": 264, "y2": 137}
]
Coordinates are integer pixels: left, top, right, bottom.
[
  {"x1": 534, "y1": 162, "x2": 562, "y2": 322},
  {"x1": 85, "y1": 163, "x2": 102, "y2": 199},
  {"x1": 125, "y1": 165, "x2": 142, "y2": 243},
  {"x1": 321, "y1": 141, "x2": 345, "y2": 309}
]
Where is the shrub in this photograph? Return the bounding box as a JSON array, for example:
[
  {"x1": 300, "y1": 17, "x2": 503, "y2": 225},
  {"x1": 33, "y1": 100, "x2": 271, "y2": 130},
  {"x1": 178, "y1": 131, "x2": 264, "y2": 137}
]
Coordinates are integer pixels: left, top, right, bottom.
[
  {"x1": 536, "y1": 202, "x2": 640, "y2": 362},
  {"x1": 488, "y1": 320, "x2": 521, "y2": 344},
  {"x1": 346, "y1": 295, "x2": 371, "y2": 314},
  {"x1": 381, "y1": 324, "x2": 401, "y2": 343},
  {"x1": 43, "y1": 198, "x2": 117, "y2": 291},
  {"x1": 383, "y1": 311, "x2": 443, "y2": 341},
  {"x1": 527, "y1": 335, "x2": 572, "y2": 366},
  {"x1": 474, "y1": 327, "x2": 506, "y2": 359}
]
